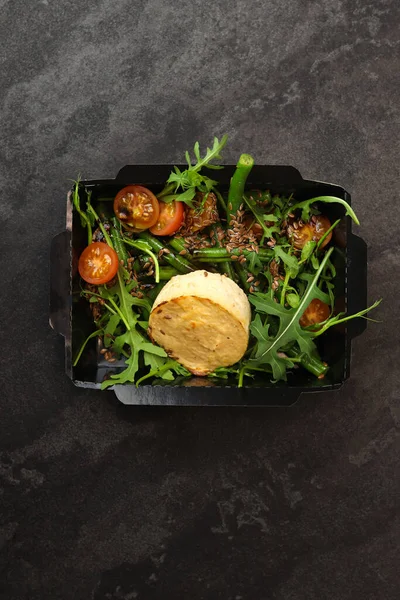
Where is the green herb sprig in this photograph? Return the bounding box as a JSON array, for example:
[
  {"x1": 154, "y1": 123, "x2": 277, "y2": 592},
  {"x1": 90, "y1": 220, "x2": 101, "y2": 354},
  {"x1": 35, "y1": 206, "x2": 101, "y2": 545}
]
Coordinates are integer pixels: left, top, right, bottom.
[{"x1": 157, "y1": 135, "x2": 228, "y2": 207}]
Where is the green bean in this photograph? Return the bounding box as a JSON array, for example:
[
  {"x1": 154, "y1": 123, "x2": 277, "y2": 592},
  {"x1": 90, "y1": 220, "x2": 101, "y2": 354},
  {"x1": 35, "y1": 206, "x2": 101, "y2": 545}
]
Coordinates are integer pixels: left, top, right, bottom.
[
  {"x1": 227, "y1": 154, "x2": 254, "y2": 223},
  {"x1": 194, "y1": 247, "x2": 273, "y2": 261},
  {"x1": 210, "y1": 225, "x2": 235, "y2": 280},
  {"x1": 287, "y1": 348, "x2": 329, "y2": 379},
  {"x1": 110, "y1": 218, "x2": 129, "y2": 266},
  {"x1": 159, "y1": 267, "x2": 179, "y2": 280},
  {"x1": 146, "y1": 281, "x2": 167, "y2": 302},
  {"x1": 168, "y1": 237, "x2": 186, "y2": 253},
  {"x1": 214, "y1": 189, "x2": 227, "y2": 213},
  {"x1": 233, "y1": 263, "x2": 250, "y2": 291},
  {"x1": 138, "y1": 231, "x2": 196, "y2": 274}
]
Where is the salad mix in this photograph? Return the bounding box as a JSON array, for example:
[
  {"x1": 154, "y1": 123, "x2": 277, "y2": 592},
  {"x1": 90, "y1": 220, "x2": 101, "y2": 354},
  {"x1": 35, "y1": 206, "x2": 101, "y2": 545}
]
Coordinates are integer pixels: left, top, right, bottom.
[{"x1": 72, "y1": 136, "x2": 380, "y2": 389}]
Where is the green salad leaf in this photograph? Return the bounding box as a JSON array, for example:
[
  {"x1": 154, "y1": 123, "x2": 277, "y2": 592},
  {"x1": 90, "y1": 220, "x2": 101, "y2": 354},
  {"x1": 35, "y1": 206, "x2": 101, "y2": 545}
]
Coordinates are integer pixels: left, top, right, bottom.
[
  {"x1": 287, "y1": 196, "x2": 360, "y2": 225},
  {"x1": 245, "y1": 248, "x2": 335, "y2": 381},
  {"x1": 158, "y1": 135, "x2": 228, "y2": 207},
  {"x1": 243, "y1": 192, "x2": 280, "y2": 242}
]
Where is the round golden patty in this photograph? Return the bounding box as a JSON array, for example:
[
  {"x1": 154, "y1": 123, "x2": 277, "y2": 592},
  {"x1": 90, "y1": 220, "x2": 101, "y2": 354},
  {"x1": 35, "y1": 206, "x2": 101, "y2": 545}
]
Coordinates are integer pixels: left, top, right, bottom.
[{"x1": 148, "y1": 270, "x2": 251, "y2": 375}]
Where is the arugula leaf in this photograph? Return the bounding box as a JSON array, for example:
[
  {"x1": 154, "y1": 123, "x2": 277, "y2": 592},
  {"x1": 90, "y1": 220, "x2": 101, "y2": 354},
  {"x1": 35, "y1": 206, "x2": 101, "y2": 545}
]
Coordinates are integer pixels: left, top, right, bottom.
[
  {"x1": 243, "y1": 192, "x2": 280, "y2": 242},
  {"x1": 98, "y1": 270, "x2": 173, "y2": 390},
  {"x1": 158, "y1": 135, "x2": 228, "y2": 207},
  {"x1": 312, "y1": 299, "x2": 382, "y2": 337},
  {"x1": 249, "y1": 314, "x2": 289, "y2": 381},
  {"x1": 188, "y1": 135, "x2": 228, "y2": 171},
  {"x1": 297, "y1": 273, "x2": 331, "y2": 305},
  {"x1": 300, "y1": 240, "x2": 317, "y2": 263},
  {"x1": 135, "y1": 359, "x2": 190, "y2": 386},
  {"x1": 144, "y1": 353, "x2": 175, "y2": 381},
  {"x1": 208, "y1": 366, "x2": 240, "y2": 379},
  {"x1": 103, "y1": 313, "x2": 121, "y2": 348},
  {"x1": 246, "y1": 248, "x2": 334, "y2": 381},
  {"x1": 273, "y1": 245, "x2": 299, "y2": 278},
  {"x1": 288, "y1": 196, "x2": 360, "y2": 225},
  {"x1": 246, "y1": 251, "x2": 263, "y2": 275},
  {"x1": 263, "y1": 213, "x2": 279, "y2": 222},
  {"x1": 311, "y1": 254, "x2": 320, "y2": 270}
]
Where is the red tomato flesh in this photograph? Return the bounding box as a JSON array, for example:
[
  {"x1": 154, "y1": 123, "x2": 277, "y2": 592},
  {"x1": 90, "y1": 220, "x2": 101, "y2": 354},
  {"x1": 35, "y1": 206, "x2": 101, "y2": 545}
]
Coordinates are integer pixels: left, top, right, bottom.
[
  {"x1": 78, "y1": 242, "x2": 119, "y2": 285},
  {"x1": 150, "y1": 200, "x2": 185, "y2": 236},
  {"x1": 300, "y1": 298, "x2": 330, "y2": 328},
  {"x1": 114, "y1": 185, "x2": 159, "y2": 231}
]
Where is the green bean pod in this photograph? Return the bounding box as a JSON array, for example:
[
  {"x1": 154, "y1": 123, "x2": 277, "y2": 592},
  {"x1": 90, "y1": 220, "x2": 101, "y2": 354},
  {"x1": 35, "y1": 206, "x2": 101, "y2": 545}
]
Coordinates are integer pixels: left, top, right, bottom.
[
  {"x1": 110, "y1": 218, "x2": 129, "y2": 266},
  {"x1": 193, "y1": 247, "x2": 273, "y2": 262},
  {"x1": 138, "y1": 231, "x2": 196, "y2": 274},
  {"x1": 210, "y1": 225, "x2": 235, "y2": 280},
  {"x1": 146, "y1": 281, "x2": 167, "y2": 303},
  {"x1": 287, "y1": 348, "x2": 329, "y2": 379},
  {"x1": 227, "y1": 154, "x2": 254, "y2": 223},
  {"x1": 168, "y1": 237, "x2": 186, "y2": 253},
  {"x1": 158, "y1": 267, "x2": 179, "y2": 280}
]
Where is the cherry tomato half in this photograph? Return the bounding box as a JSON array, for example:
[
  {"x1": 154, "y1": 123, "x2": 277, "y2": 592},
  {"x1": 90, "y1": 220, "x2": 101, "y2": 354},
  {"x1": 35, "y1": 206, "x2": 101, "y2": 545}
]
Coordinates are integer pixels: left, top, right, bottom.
[
  {"x1": 114, "y1": 185, "x2": 160, "y2": 231},
  {"x1": 78, "y1": 242, "x2": 119, "y2": 285},
  {"x1": 300, "y1": 298, "x2": 330, "y2": 328},
  {"x1": 149, "y1": 200, "x2": 185, "y2": 236},
  {"x1": 289, "y1": 215, "x2": 332, "y2": 250}
]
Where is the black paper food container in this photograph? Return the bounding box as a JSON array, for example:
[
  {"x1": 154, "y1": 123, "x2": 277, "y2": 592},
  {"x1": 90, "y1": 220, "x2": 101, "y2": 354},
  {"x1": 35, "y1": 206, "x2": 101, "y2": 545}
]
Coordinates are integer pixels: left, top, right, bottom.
[{"x1": 50, "y1": 165, "x2": 367, "y2": 406}]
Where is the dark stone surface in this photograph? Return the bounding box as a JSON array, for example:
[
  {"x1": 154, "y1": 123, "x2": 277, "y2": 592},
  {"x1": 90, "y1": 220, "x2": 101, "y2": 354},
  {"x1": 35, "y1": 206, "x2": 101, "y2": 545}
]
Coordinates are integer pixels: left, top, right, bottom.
[{"x1": 1, "y1": 0, "x2": 399, "y2": 598}]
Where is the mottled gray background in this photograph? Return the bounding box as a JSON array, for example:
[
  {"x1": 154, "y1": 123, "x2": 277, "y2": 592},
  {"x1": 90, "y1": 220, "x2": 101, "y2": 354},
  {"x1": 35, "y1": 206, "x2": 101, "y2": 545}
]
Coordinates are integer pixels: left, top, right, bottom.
[{"x1": 1, "y1": 0, "x2": 399, "y2": 598}]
